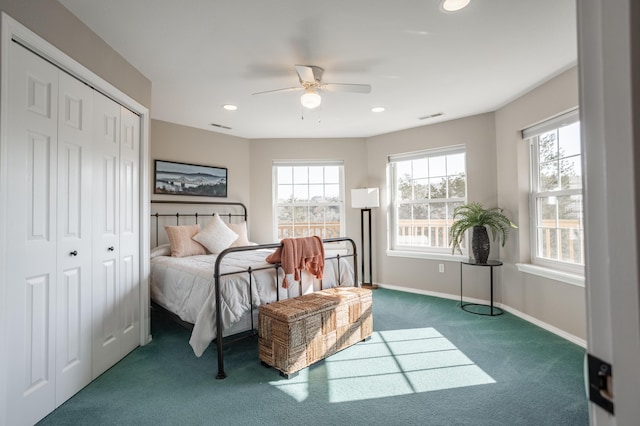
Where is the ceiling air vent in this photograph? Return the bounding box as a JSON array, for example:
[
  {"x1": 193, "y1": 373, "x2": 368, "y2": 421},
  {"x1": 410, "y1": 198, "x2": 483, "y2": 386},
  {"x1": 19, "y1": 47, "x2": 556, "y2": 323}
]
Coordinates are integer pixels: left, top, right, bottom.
[
  {"x1": 418, "y1": 112, "x2": 443, "y2": 120},
  {"x1": 210, "y1": 123, "x2": 232, "y2": 130}
]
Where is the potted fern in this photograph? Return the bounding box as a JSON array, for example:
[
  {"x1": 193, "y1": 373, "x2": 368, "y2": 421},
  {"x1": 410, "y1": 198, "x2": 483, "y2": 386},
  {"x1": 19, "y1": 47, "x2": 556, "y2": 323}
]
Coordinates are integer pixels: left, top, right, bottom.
[{"x1": 449, "y1": 202, "x2": 517, "y2": 263}]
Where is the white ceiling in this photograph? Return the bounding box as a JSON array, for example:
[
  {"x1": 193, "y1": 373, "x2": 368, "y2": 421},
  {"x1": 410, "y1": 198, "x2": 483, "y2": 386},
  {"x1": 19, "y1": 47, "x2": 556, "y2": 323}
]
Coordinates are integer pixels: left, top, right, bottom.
[{"x1": 58, "y1": 0, "x2": 577, "y2": 139}]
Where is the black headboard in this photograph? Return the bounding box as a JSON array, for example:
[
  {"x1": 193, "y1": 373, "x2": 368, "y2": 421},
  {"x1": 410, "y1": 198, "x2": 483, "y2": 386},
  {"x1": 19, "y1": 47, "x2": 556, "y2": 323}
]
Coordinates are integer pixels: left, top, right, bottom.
[{"x1": 150, "y1": 200, "x2": 247, "y2": 248}]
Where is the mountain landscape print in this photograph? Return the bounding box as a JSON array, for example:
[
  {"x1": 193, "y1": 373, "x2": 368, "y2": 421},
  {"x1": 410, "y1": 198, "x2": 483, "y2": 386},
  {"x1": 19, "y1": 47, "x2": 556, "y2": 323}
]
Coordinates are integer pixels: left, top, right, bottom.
[{"x1": 154, "y1": 160, "x2": 227, "y2": 197}]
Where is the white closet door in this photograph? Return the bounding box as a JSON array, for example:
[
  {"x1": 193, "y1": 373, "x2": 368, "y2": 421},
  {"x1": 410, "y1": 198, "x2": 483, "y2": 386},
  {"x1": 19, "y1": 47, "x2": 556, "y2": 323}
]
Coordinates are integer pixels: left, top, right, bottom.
[
  {"x1": 5, "y1": 42, "x2": 59, "y2": 426},
  {"x1": 92, "y1": 95, "x2": 141, "y2": 377},
  {"x1": 119, "y1": 106, "x2": 141, "y2": 355},
  {"x1": 55, "y1": 71, "x2": 94, "y2": 404},
  {"x1": 92, "y1": 91, "x2": 122, "y2": 378},
  {"x1": 2, "y1": 25, "x2": 145, "y2": 425}
]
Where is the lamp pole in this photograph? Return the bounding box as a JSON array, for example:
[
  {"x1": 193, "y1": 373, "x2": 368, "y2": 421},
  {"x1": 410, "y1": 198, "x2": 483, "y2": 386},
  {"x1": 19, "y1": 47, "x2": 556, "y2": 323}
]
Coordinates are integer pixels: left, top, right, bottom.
[
  {"x1": 360, "y1": 207, "x2": 377, "y2": 289},
  {"x1": 351, "y1": 187, "x2": 379, "y2": 289}
]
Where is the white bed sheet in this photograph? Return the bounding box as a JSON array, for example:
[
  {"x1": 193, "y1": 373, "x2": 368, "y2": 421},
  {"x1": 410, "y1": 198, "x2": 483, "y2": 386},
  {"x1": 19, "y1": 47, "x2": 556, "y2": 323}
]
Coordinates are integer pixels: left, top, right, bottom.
[{"x1": 150, "y1": 249, "x2": 354, "y2": 356}]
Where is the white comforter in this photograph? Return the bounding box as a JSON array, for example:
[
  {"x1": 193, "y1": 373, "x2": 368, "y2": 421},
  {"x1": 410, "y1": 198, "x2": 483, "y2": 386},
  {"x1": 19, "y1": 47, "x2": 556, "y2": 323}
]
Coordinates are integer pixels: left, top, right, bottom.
[{"x1": 150, "y1": 249, "x2": 354, "y2": 356}]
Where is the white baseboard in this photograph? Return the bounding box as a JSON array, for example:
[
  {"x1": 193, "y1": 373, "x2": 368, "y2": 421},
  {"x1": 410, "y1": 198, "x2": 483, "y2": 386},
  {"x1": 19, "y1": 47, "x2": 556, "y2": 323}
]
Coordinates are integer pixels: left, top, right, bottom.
[
  {"x1": 375, "y1": 283, "x2": 587, "y2": 348},
  {"x1": 499, "y1": 305, "x2": 587, "y2": 348}
]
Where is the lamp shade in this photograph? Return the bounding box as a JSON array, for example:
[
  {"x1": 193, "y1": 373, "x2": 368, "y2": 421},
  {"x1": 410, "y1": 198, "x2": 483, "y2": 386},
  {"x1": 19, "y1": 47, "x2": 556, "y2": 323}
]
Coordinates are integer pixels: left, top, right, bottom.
[{"x1": 351, "y1": 188, "x2": 380, "y2": 208}]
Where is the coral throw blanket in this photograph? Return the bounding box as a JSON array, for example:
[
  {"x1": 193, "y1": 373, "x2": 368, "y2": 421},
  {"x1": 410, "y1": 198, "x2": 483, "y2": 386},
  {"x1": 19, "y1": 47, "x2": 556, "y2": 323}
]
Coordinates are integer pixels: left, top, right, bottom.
[{"x1": 265, "y1": 236, "x2": 325, "y2": 289}]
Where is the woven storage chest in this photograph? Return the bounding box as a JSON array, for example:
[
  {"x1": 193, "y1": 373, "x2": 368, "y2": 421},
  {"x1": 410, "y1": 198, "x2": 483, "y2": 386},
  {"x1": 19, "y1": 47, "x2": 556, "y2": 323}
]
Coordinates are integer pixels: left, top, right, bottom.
[{"x1": 258, "y1": 287, "x2": 373, "y2": 377}]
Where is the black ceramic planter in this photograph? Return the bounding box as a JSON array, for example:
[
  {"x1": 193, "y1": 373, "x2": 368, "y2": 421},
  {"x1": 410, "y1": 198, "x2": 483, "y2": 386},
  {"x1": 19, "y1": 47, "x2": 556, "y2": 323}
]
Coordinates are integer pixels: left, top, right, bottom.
[{"x1": 472, "y1": 225, "x2": 490, "y2": 263}]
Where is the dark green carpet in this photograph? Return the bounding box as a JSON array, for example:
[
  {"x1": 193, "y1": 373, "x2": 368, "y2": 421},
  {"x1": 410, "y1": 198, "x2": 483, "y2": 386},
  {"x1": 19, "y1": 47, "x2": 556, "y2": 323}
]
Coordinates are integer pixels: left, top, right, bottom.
[{"x1": 39, "y1": 289, "x2": 589, "y2": 425}]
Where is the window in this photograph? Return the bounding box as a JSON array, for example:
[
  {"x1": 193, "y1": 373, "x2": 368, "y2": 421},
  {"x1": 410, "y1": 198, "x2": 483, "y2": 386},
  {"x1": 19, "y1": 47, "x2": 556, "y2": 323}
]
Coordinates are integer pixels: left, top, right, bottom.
[
  {"x1": 389, "y1": 146, "x2": 466, "y2": 253},
  {"x1": 524, "y1": 110, "x2": 584, "y2": 273},
  {"x1": 273, "y1": 161, "x2": 345, "y2": 240}
]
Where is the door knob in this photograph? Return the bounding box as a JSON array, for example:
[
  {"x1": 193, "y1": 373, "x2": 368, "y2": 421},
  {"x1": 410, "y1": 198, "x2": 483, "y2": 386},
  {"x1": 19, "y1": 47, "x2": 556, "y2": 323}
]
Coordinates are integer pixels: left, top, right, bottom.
[
  {"x1": 70, "y1": 250, "x2": 78, "y2": 256},
  {"x1": 107, "y1": 246, "x2": 115, "y2": 252}
]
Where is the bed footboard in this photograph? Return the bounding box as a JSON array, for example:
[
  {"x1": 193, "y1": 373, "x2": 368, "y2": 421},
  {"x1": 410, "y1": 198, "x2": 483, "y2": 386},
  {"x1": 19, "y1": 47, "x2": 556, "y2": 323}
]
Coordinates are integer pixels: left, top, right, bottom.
[{"x1": 213, "y1": 237, "x2": 358, "y2": 379}]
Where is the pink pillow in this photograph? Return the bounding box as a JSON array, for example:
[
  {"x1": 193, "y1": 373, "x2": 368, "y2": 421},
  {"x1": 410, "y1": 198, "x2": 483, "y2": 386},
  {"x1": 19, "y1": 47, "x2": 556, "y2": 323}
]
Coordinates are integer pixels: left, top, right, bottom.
[
  {"x1": 227, "y1": 221, "x2": 251, "y2": 247},
  {"x1": 165, "y1": 224, "x2": 207, "y2": 257}
]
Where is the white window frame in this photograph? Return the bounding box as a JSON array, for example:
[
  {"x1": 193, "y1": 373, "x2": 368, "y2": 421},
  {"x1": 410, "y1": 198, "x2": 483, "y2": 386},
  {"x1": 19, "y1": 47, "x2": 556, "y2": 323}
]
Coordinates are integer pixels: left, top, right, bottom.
[
  {"x1": 388, "y1": 145, "x2": 467, "y2": 255},
  {"x1": 272, "y1": 160, "x2": 345, "y2": 242},
  {"x1": 524, "y1": 109, "x2": 585, "y2": 275}
]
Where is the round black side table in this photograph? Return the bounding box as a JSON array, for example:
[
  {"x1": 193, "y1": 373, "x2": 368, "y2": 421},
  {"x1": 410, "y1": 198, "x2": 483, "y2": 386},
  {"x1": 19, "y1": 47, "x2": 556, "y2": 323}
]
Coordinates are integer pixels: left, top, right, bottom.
[{"x1": 460, "y1": 259, "x2": 503, "y2": 316}]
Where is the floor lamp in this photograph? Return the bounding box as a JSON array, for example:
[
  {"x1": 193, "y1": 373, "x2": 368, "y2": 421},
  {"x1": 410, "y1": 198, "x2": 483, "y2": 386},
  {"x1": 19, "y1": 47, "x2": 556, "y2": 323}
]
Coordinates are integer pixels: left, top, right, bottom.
[{"x1": 351, "y1": 188, "x2": 379, "y2": 289}]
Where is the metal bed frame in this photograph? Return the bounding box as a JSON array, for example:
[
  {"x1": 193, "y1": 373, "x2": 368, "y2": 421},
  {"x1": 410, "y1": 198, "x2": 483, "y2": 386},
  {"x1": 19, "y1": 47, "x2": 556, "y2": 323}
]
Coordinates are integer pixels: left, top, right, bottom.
[{"x1": 150, "y1": 200, "x2": 358, "y2": 379}]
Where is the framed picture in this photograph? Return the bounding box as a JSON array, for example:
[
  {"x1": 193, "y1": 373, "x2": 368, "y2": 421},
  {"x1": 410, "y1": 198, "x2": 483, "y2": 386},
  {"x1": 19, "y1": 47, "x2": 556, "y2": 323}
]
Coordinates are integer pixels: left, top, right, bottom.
[{"x1": 154, "y1": 160, "x2": 227, "y2": 197}]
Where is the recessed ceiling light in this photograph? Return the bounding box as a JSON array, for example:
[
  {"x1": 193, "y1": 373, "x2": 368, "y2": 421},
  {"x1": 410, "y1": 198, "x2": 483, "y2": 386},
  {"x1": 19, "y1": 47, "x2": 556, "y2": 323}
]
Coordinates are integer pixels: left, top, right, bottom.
[
  {"x1": 371, "y1": 106, "x2": 385, "y2": 113},
  {"x1": 222, "y1": 104, "x2": 238, "y2": 111},
  {"x1": 441, "y1": 0, "x2": 471, "y2": 12}
]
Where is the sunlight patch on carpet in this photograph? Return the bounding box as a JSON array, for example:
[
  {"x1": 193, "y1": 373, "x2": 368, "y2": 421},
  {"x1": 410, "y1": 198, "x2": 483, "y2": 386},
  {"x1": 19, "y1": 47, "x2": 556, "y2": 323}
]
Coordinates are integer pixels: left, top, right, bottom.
[{"x1": 269, "y1": 327, "x2": 495, "y2": 403}]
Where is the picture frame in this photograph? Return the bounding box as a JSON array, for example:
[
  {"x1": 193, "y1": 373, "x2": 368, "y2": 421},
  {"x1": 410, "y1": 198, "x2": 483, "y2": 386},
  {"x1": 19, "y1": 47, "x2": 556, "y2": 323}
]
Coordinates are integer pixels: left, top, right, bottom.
[{"x1": 154, "y1": 160, "x2": 227, "y2": 197}]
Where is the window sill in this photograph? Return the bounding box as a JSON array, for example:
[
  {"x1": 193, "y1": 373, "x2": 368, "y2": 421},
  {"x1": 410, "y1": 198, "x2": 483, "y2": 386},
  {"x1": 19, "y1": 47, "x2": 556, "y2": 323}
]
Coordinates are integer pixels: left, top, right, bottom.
[
  {"x1": 516, "y1": 263, "x2": 585, "y2": 287},
  {"x1": 386, "y1": 250, "x2": 468, "y2": 262}
]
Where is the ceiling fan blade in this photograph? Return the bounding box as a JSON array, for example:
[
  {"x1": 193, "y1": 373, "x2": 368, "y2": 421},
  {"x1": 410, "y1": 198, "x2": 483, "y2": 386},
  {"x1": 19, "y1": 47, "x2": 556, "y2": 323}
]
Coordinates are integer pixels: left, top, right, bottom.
[
  {"x1": 295, "y1": 65, "x2": 323, "y2": 83},
  {"x1": 252, "y1": 87, "x2": 303, "y2": 96},
  {"x1": 321, "y1": 83, "x2": 372, "y2": 94}
]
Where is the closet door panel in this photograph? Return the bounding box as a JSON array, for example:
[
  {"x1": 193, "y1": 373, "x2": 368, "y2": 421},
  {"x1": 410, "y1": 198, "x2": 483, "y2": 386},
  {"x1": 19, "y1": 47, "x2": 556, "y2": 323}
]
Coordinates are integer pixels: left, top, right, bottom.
[
  {"x1": 92, "y1": 92, "x2": 122, "y2": 378},
  {"x1": 121, "y1": 254, "x2": 136, "y2": 334},
  {"x1": 24, "y1": 274, "x2": 51, "y2": 386},
  {"x1": 55, "y1": 72, "x2": 93, "y2": 404},
  {"x1": 119, "y1": 107, "x2": 140, "y2": 354},
  {"x1": 96, "y1": 259, "x2": 118, "y2": 341},
  {"x1": 5, "y1": 42, "x2": 59, "y2": 426}
]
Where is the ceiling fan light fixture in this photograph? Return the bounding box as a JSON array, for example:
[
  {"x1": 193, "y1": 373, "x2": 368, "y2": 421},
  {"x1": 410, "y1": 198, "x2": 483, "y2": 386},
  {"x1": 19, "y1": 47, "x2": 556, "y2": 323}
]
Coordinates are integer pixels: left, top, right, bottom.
[
  {"x1": 301, "y1": 88, "x2": 322, "y2": 109},
  {"x1": 441, "y1": 0, "x2": 471, "y2": 12}
]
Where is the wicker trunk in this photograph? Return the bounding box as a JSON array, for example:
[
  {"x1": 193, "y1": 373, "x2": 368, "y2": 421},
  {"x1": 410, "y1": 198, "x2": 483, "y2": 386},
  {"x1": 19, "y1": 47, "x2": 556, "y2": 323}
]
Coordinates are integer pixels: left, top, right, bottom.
[{"x1": 258, "y1": 287, "x2": 373, "y2": 377}]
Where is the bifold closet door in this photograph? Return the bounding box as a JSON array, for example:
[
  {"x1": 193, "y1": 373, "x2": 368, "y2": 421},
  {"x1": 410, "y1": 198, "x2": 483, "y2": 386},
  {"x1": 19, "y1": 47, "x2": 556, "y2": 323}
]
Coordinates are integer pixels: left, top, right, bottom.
[
  {"x1": 92, "y1": 92, "x2": 140, "y2": 379},
  {"x1": 118, "y1": 105, "x2": 141, "y2": 358},
  {"x1": 5, "y1": 42, "x2": 94, "y2": 425},
  {"x1": 55, "y1": 70, "x2": 94, "y2": 404}
]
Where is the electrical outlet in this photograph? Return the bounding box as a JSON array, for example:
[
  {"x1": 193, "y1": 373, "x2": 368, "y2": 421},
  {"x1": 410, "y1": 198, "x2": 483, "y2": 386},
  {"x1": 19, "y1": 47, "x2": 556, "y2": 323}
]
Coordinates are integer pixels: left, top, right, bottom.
[{"x1": 439, "y1": 263, "x2": 445, "y2": 273}]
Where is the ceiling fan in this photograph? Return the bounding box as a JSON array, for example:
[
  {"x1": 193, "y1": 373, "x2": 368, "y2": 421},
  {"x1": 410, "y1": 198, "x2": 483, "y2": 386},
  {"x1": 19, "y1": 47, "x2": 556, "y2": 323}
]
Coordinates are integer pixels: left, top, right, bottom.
[{"x1": 252, "y1": 65, "x2": 372, "y2": 109}]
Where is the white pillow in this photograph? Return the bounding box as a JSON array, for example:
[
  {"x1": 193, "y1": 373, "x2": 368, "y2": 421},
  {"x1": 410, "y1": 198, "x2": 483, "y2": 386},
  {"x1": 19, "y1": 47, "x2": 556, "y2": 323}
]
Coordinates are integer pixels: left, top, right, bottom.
[{"x1": 193, "y1": 214, "x2": 239, "y2": 254}]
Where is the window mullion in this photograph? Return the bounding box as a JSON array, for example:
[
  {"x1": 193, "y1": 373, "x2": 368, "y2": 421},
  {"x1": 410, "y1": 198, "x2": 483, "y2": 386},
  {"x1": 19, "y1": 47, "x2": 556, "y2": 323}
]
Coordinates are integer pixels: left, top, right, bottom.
[{"x1": 535, "y1": 188, "x2": 580, "y2": 198}]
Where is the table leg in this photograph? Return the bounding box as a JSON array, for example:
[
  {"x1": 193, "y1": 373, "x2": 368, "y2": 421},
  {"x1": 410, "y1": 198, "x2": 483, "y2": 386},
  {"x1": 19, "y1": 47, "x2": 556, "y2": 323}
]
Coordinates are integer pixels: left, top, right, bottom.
[
  {"x1": 490, "y1": 265, "x2": 494, "y2": 315},
  {"x1": 460, "y1": 262, "x2": 463, "y2": 307}
]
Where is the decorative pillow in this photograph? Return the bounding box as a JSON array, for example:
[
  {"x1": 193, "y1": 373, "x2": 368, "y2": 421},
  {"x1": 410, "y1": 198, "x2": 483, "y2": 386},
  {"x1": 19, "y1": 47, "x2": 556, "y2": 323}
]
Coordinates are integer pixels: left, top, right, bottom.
[
  {"x1": 165, "y1": 224, "x2": 207, "y2": 257},
  {"x1": 150, "y1": 243, "x2": 171, "y2": 258},
  {"x1": 226, "y1": 221, "x2": 251, "y2": 247},
  {"x1": 193, "y1": 214, "x2": 239, "y2": 254}
]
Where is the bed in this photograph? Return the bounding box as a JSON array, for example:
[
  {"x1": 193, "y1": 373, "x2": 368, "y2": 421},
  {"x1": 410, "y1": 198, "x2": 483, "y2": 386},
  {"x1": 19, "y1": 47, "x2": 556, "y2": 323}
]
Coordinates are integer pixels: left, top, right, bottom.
[{"x1": 149, "y1": 200, "x2": 358, "y2": 379}]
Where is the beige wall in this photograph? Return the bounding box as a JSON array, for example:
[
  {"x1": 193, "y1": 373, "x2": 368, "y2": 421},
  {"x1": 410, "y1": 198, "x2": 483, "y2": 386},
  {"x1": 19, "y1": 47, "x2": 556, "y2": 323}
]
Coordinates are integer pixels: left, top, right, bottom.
[
  {"x1": 366, "y1": 113, "x2": 497, "y2": 295},
  {"x1": 1, "y1": 0, "x2": 151, "y2": 108},
  {"x1": 150, "y1": 120, "x2": 251, "y2": 206},
  {"x1": 495, "y1": 66, "x2": 586, "y2": 340},
  {"x1": 249, "y1": 138, "x2": 367, "y2": 245}
]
